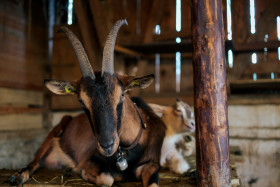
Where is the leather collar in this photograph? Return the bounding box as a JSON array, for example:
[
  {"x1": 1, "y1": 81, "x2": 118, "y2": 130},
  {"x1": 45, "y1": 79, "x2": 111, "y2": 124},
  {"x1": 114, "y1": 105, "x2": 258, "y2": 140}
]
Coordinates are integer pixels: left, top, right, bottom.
[{"x1": 120, "y1": 102, "x2": 146, "y2": 150}]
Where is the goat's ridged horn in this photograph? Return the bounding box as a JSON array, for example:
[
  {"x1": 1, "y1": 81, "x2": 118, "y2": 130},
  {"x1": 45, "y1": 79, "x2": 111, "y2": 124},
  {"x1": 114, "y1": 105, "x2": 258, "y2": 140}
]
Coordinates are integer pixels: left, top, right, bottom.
[
  {"x1": 102, "y1": 19, "x2": 128, "y2": 75},
  {"x1": 58, "y1": 26, "x2": 95, "y2": 79}
]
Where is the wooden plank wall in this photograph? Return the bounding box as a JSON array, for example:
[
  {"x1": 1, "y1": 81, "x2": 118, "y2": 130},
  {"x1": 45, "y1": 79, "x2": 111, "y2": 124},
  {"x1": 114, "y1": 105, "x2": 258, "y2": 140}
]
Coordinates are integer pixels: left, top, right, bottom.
[
  {"x1": 229, "y1": 0, "x2": 280, "y2": 81},
  {"x1": 51, "y1": 0, "x2": 280, "y2": 109},
  {"x1": 0, "y1": 0, "x2": 48, "y2": 130}
]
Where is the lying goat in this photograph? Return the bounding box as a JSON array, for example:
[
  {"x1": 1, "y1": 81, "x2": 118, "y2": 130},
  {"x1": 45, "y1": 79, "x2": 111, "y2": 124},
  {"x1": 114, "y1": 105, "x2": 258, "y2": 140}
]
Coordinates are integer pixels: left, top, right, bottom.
[
  {"x1": 149, "y1": 98, "x2": 195, "y2": 174},
  {"x1": 10, "y1": 20, "x2": 165, "y2": 187}
]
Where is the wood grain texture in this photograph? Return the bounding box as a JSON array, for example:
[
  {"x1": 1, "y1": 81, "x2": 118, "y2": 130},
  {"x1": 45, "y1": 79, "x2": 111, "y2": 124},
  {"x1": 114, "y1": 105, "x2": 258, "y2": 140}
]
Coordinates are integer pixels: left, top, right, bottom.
[
  {"x1": 0, "y1": 88, "x2": 43, "y2": 107},
  {"x1": 0, "y1": 107, "x2": 42, "y2": 114},
  {"x1": 74, "y1": 0, "x2": 102, "y2": 70},
  {"x1": 0, "y1": 0, "x2": 47, "y2": 91},
  {"x1": 0, "y1": 113, "x2": 42, "y2": 131},
  {"x1": 191, "y1": 0, "x2": 231, "y2": 186},
  {"x1": 89, "y1": 0, "x2": 108, "y2": 46}
]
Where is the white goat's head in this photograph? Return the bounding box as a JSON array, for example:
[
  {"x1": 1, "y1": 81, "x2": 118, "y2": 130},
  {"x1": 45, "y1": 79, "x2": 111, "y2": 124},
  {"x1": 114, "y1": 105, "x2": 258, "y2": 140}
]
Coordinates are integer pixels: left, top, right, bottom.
[{"x1": 149, "y1": 98, "x2": 195, "y2": 135}]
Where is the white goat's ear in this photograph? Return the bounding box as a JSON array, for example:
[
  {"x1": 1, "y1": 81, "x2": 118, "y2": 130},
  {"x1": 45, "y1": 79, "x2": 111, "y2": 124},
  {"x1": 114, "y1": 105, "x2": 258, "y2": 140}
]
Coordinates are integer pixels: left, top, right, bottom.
[
  {"x1": 148, "y1": 103, "x2": 168, "y2": 116},
  {"x1": 175, "y1": 99, "x2": 184, "y2": 110},
  {"x1": 44, "y1": 79, "x2": 77, "y2": 95},
  {"x1": 175, "y1": 101, "x2": 180, "y2": 110}
]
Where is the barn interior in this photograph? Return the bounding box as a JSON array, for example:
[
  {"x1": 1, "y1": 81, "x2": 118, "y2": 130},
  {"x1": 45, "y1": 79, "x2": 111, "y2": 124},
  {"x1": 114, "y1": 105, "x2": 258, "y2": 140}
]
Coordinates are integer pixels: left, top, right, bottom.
[{"x1": 0, "y1": 0, "x2": 280, "y2": 186}]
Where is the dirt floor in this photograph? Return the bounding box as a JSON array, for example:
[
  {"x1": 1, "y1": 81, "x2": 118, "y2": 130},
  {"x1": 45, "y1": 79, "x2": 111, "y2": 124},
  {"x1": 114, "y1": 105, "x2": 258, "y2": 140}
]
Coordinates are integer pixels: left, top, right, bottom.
[
  {"x1": 0, "y1": 151, "x2": 242, "y2": 187},
  {"x1": 0, "y1": 168, "x2": 197, "y2": 187}
]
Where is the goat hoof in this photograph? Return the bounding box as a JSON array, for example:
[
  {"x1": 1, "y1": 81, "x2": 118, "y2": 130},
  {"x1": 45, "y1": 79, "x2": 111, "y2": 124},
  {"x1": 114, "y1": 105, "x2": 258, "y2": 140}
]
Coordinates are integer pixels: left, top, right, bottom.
[
  {"x1": 9, "y1": 170, "x2": 30, "y2": 185},
  {"x1": 181, "y1": 169, "x2": 196, "y2": 184},
  {"x1": 9, "y1": 175, "x2": 17, "y2": 184}
]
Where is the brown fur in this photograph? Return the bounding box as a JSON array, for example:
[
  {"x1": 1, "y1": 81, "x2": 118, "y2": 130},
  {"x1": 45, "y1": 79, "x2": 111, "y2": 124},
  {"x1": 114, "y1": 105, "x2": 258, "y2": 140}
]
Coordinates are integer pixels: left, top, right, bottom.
[
  {"x1": 11, "y1": 22, "x2": 164, "y2": 186},
  {"x1": 10, "y1": 74, "x2": 165, "y2": 187}
]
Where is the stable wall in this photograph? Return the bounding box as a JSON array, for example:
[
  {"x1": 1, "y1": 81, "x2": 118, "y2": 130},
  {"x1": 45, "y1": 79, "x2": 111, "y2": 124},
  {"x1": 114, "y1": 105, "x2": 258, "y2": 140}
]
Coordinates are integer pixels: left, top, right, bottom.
[
  {"x1": 229, "y1": 105, "x2": 280, "y2": 187},
  {"x1": 0, "y1": 0, "x2": 48, "y2": 169}
]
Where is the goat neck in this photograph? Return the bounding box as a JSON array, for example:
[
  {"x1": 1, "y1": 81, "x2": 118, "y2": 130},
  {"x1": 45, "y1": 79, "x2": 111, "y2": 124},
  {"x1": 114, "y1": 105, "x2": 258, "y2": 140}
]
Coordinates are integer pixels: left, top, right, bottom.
[{"x1": 118, "y1": 96, "x2": 143, "y2": 147}]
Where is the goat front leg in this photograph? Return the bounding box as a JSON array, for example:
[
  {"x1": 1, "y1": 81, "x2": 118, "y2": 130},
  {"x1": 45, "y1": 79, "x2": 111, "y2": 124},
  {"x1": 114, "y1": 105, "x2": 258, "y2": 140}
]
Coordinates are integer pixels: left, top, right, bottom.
[
  {"x1": 136, "y1": 162, "x2": 160, "y2": 187},
  {"x1": 10, "y1": 115, "x2": 72, "y2": 185},
  {"x1": 9, "y1": 143, "x2": 51, "y2": 185},
  {"x1": 9, "y1": 138, "x2": 56, "y2": 185},
  {"x1": 77, "y1": 161, "x2": 114, "y2": 187},
  {"x1": 9, "y1": 163, "x2": 38, "y2": 186},
  {"x1": 81, "y1": 171, "x2": 114, "y2": 187},
  {"x1": 10, "y1": 137, "x2": 75, "y2": 185},
  {"x1": 168, "y1": 153, "x2": 190, "y2": 174}
]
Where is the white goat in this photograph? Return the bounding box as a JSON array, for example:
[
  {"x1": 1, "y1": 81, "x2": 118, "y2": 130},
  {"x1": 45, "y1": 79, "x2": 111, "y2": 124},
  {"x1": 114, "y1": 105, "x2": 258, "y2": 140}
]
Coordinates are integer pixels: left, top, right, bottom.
[{"x1": 149, "y1": 98, "x2": 195, "y2": 174}]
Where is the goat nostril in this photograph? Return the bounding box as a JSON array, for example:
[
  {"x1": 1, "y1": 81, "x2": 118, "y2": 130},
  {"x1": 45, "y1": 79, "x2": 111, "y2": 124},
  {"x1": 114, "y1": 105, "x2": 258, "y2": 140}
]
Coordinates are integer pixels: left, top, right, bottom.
[
  {"x1": 100, "y1": 140, "x2": 114, "y2": 150},
  {"x1": 191, "y1": 122, "x2": 195, "y2": 127}
]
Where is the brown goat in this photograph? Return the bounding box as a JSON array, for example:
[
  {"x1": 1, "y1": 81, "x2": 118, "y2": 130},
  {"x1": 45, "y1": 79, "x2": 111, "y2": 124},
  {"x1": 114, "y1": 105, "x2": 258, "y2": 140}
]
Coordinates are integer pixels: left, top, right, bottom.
[{"x1": 10, "y1": 20, "x2": 165, "y2": 187}]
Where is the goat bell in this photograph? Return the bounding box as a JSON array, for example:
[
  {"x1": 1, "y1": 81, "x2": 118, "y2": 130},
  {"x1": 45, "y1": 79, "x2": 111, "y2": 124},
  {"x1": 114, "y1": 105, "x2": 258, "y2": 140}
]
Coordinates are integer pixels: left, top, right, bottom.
[
  {"x1": 116, "y1": 157, "x2": 128, "y2": 171},
  {"x1": 116, "y1": 150, "x2": 128, "y2": 171}
]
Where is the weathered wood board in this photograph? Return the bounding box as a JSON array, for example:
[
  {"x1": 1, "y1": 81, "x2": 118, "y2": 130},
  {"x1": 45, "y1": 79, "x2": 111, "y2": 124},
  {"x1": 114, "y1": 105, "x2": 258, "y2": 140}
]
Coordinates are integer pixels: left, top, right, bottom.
[
  {"x1": 0, "y1": 114, "x2": 42, "y2": 131},
  {"x1": 0, "y1": 0, "x2": 47, "y2": 91},
  {"x1": 228, "y1": 105, "x2": 280, "y2": 139},
  {"x1": 0, "y1": 87, "x2": 43, "y2": 131},
  {"x1": 0, "y1": 88, "x2": 43, "y2": 107}
]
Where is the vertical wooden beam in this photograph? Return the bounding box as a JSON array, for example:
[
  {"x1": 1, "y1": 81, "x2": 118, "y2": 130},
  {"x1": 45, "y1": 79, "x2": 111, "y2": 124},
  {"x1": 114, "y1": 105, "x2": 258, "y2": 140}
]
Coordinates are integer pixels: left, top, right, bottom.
[
  {"x1": 74, "y1": 0, "x2": 102, "y2": 70},
  {"x1": 88, "y1": 0, "x2": 108, "y2": 46},
  {"x1": 191, "y1": 0, "x2": 231, "y2": 186},
  {"x1": 43, "y1": 0, "x2": 55, "y2": 129}
]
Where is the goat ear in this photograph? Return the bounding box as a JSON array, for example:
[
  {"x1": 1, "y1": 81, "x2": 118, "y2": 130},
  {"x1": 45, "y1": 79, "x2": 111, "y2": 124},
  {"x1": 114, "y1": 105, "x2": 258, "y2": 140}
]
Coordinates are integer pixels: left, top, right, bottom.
[
  {"x1": 124, "y1": 74, "x2": 154, "y2": 92},
  {"x1": 44, "y1": 79, "x2": 77, "y2": 95},
  {"x1": 175, "y1": 98, "x2": 183, "y2": 109},
  {"x1": 148, "y1": 103, "x2": 168, "y2": 114}
]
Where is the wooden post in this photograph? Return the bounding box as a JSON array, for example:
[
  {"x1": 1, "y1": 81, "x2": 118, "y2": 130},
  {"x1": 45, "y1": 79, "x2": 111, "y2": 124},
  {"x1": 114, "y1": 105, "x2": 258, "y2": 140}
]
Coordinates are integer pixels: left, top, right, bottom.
[{"x1": 191, "y1": 0, "x2": 231, "y2": 186}]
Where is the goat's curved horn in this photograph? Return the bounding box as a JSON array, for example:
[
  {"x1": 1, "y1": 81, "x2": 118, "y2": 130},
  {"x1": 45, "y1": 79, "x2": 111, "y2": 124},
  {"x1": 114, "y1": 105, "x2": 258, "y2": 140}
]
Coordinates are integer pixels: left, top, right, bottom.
[
  {"x1": 59, "y1": 26, "x2": 95, "y2": 79},
  {"x1": 102, "y1": 19, "x2": 128, "y2": 75}
]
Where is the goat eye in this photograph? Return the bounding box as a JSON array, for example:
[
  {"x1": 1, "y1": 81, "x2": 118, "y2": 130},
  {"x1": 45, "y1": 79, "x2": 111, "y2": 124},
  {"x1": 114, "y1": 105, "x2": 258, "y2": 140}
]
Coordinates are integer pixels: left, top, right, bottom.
[
  {"x1": 119, "y1": 93, "x2": 125, "y2": 102},
  {"x1": 175, "y1": 110, "x2": 182, "y2": 116}
]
